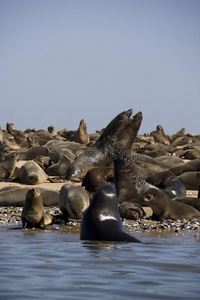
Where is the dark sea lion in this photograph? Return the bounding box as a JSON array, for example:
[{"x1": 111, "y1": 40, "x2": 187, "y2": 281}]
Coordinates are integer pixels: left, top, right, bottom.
[
  {"x1": 82, "y1": 166, "x2": 114, "y2": 192},
  {"x1": 19, "y1": 161, "x2": 48, "y2": 185},
  {"x1": 66, "y1": 109, "x2": 142, "y2": 181},
  {"x1": 146, "y1": 170, "x2": 186, "y2": 198},
  {"x1": 80, "y1": 184, "x2": 141, "y2": 242},
  {"x1": 140, "y1": 188, "x2": 200, "y2": 220},
  {"x1": 21, "y1": 188, "x2": 53, "y2": 228},
  {"x1": 59, "y1": 183, "x2": 90, "y2": 221},
  {"x1": 0, "y1": 152, "x2": 18, "y2": 180},
  {"x1": 0, "y1": 187, "x2": 59, "y2": 206},
  {"x1": 118, "y1": 202, "x2": 146, "y2": 221},
  {"x1": 113, "y1": 152, "x2": 185, "y2": 202}
]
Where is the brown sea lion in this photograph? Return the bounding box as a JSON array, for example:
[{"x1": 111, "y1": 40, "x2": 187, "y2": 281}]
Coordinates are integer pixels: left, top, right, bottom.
[
  {"x1": 118, "y1": 202, "x2": 146, "y2": 220},
  {"x1": 74, "y1": 119, "x2": 90, "y2": 144},
  {"x1": 140, "y1": 188, "x2": 200, "y2": 220},
  {"x1": 59, "y1": 183, "x2": 90, "y2": 221},
  {"x1": 169, "y1": 159, "x2": 200, "y2": 176},
  {"x1": 0, "y1": 186, "x2": 59, "y2": 206},
  {"x1": 174, "y1": 197, "x2": 200, "y2": 211},
  {"x1": 178, "y1": 171, "x2": 200, "y2": 190},
  {"x1": 0, "y1": 152, "x2": 18, "y2": 180},
  {"x1": 21, "y1": 188, "x2": 53, "y2": 228},
  {"x1": 82, "y1": 166, "x2": 114, "y2": 192},
  {"x1": 19, "y1": 161, "x2": 48, "y2": 185}
]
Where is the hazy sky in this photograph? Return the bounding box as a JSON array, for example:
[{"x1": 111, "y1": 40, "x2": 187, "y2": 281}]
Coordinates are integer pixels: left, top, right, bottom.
[{"x1": 0, "y1": 0, "x2": 199, "y2": 135}]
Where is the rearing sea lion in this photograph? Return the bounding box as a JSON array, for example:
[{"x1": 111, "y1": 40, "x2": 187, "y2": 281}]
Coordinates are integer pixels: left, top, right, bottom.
[{"x1": 66, "y1": 109, "x2": 142, "y2": 181}]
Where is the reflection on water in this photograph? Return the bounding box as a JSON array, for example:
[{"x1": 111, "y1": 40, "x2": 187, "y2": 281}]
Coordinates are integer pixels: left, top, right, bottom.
[{"x1": 0, "y1": 228, "x2": 200, "y2": 300}]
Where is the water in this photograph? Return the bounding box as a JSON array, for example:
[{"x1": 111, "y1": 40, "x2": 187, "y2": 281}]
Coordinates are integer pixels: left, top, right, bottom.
[{"x1": 0, "y1": 226, "x2": 200, "y2": 300}]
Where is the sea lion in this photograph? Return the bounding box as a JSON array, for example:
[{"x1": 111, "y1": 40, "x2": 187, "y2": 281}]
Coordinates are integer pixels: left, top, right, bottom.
[
  {"x1": 19, "y1": 161, "x2": 48, "y2": 185},
  {"x1": 169, "y1": 159, "x2": 200, "y2": 176},
  {"x1": 140, "y1": 188, "x2": 200, "y2": 220},
  {"x1": 80, "y1": 184, "x2": 141, "y2": 242},
  {"x1": 150, "y1": 125, "x2": 171, "y2": 145},
  {"x1": 174, "y1": 197, "x2": 200, "y2": 211},
  {"x1": 59, "y1": 183, "x2": 90, "y2": 221},
  {"x1": 0, "y1": 186, "x2": 59, "y2": 206},
  {"x1": 46, "y1": 147, "x2": 74, "y2": 176},
  {"x1": 66, "y1": 109, "x2": 142, "y2": 181},
  {"x1": 113, "y1": 151, "x2": 185, "y2": 203},
  {"x1": 118, "y1": 202, "x2": 146, "y2": 221},
  {"x1": 74, "y1": 119, "x2": 90, "y2": 144},
  {"x1": 146, "y1": 170, "x2": 186, "y2": 198},
  {"x1": 21, "y1": 188, "x2": 53, "y2": 228},
  {"x1": 178, "y1": 172, "x2": 200, "y2": 190},
  {"x1": 82, "y1": 166, "x2": 114, "y2": 192},
  {"x1": 0, "y1": 152, "x2": 18, "y2": 180}
]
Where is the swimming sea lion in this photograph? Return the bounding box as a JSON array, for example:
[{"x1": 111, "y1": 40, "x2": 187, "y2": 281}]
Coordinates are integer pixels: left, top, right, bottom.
[
  {"x1": 66, "y1": 109, "x2": 142, "y2": 181},
  {"x1": 59, "y1": 183, "x2": 90, "y2": 221},
  {"x1": 140, "y1": 188, "x2": 200, "y2": 220},
  {"x1": 0, "y1": 152, "x2": 18, "y2": 180},
  {"x1": 19, "y1": 161, "x2": 48, "y2": 185},
  {"x1": 21, "y1": 188, "x2": 53, "y2": 228},
  {"x1": 80, "y1": 184, "x2": 141, "y2": 242}
]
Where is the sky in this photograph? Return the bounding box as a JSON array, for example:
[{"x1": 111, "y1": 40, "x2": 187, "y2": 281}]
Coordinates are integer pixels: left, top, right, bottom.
[{"x1": 0, "y1": 0, "x2": 200, "y2": 136}]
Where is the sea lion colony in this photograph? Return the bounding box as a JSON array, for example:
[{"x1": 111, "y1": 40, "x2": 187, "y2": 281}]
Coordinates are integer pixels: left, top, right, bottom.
[{"x1": 0, "y1": 109, "x2": 200, "y2": 241}]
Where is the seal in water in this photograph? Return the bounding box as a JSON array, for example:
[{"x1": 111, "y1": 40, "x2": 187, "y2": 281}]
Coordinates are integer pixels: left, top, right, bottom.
[
  {"x1": 140, "y1": 188, "x2": 200, "y2": 221},
  {"x1": 21, "y1": 188, "x2": 53, "y2": 228},
  {"x1": 80, "y1": 184, "x2": 141, "y2": 242},
  {"x1": 59, "y1": 183, "x2": 90, "y2": 221}
]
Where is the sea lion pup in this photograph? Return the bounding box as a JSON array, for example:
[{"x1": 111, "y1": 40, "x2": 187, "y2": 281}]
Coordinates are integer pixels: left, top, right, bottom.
[
  {"x1": 74, "y1": 119, "x2": 90, "y2": 144},
  {"x1": 19, "y1": 161, "x2": 48, "y2": 185},
  {"x1": 82, "y1": 166, "x2": 114, "y2": 192},
  {"x1": 0, "y1": 187, "x2": 59, "y2": 206},
  {"x1": 80, "y1": 184, "x2": 141, "y2": 242},
  {"x1": 146, "y1": 170, "x2": 186, "y2": 198},
  {"x1": 118, "y1": 202, "x2": 146, "y2": 221},
  {"x1": 66, "y1": 109, "x2": 142, "y2": 181},
  {"x1": 6, "y1": 122, "x2": 14, "y2": 134},
  {"x1": 21, "y1": 188, "x2": 53, "y2": 228},
  {"x1": 0, "y1": 152, "x2": 19, "y2": 180},
  {"x1": 140, "y1": 188, "x2": 200, "y2": 221},
  {"x1": 59, "y1": 183, "x2": 90, "y2": 221}
]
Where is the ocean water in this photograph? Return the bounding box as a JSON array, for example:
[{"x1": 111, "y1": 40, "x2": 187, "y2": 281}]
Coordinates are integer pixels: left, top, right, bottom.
[{"x1": 0, "y1": 226, "x2": 200, "y2": 300}]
